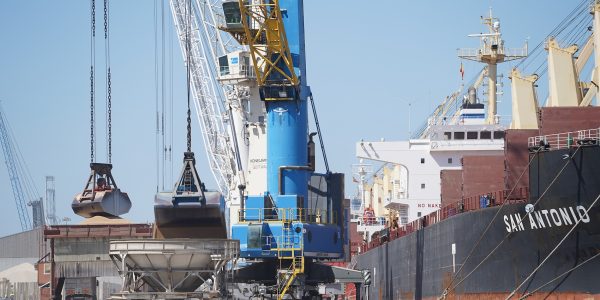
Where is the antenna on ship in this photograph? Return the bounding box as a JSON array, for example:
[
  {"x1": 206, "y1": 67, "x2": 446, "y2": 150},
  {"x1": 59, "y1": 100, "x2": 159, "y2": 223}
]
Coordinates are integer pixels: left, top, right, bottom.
[{"x1": 458, "y1": 8, "x2": 527, "y2": 124}]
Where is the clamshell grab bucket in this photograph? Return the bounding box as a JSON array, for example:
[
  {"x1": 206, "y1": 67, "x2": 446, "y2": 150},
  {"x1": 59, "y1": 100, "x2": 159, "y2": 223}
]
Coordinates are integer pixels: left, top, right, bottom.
[
  {"x1": 72, "y1": 163, "x2": 132, "y2": 218},
  {"x1": 153, "y1": 152, "x2": 227, "y2": 239}
]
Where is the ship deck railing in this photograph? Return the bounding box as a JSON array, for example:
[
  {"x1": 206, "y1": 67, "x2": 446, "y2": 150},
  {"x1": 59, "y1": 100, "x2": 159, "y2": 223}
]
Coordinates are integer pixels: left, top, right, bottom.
[
  {"x1": 361, "y1": 187, "x2": 528, "y2": 252},
  {"x1": 528, "y1": 128, "x2": 600, "y2": 151}
]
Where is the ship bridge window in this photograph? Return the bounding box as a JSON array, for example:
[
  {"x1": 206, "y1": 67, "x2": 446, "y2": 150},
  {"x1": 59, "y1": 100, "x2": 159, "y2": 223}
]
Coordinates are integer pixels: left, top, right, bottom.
[
  {"x1": 454, "y1": 132, "x2": 465, "y2": 140},
  {"x1": 480, "y1": 131, "x2": 491, "y2": 139},
  {"x1": 443, "y1": 132, "x2": 452, "y2": 140},
  {"x1": 493, "y1": 131, "x2": 505, "y2": 139},
  {"x1": 467, "y1": 131, "x2": 478, "y2": 140}
]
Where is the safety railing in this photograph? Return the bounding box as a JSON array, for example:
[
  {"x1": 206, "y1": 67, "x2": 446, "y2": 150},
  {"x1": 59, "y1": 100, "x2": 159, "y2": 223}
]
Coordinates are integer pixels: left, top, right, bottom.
[
  {"x1": 238, "y1": 207, "x2": 337, "y2": 224},
  {"x1": 458, "y1": 47, "x2": 527, "y2": 58},
  {"x1": 528, "y1": 128, "x2": 600, "y2": 151},
  {"x1": 361, "y1": 187, "x2": 528, "y2": 252},
  {"x1": 274, "y1": 234, "x2": 303, "y2": 259}
]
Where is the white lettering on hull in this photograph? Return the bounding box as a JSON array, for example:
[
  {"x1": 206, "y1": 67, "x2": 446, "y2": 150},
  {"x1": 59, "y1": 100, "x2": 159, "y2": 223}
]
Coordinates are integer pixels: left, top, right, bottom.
[{"x1": 504, "y1": 205, "x2": 591, "y2": 233}]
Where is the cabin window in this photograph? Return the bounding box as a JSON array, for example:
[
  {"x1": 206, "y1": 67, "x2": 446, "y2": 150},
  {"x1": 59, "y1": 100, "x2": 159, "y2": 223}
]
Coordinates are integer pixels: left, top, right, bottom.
[
  {"x1": 420, "y1": 158, "x2": 425, "y2": 164},
  {"x1": 454, "y1": 132, "x2": 465, "y2": 140},
  {"x1": 417, "y1": 212, "x2": 422, "y2": 217},
  {"x1": 444, "y1": 132, "x2": 452, "y2": 140},
  {"x1": 218, "y1": 55, "x2": 229, "y2": 76},
  {"x1": 448, "y1": 158, "x2": 453, "y2": 164},
  {"x1": 467, "y1": 131, "x2": 478, "y2": 139},
  {"x1": 480, "y1": 131, "x2": 492, "y2": 139},
  {"x1": 493, "y1": 131, "x2": 505, "y2": 139},
  {"x1": 247, "y1": 224, "x2": 263, "y2": 249},
  {"x1": 421, "y1": 183, "x2": 426, "y2": 189}
]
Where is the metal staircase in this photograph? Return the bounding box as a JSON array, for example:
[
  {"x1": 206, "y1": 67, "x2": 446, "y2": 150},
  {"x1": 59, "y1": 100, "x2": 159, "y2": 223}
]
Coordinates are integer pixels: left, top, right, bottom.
[{"x1": 276, "y1": 216, "x2": 305, "y2": 300}]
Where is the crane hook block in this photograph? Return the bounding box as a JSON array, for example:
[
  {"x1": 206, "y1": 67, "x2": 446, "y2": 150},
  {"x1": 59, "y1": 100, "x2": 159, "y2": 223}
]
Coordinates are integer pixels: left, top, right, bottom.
[{"x1": 72, "y1": 163, "x2": 132, "y2": 218}]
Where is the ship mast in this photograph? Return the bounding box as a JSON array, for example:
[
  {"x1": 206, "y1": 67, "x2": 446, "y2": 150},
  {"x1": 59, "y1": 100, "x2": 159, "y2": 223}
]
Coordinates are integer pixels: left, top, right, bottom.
[{"x1": 458, "y1": 8, "x2": 527, "y2": 124}]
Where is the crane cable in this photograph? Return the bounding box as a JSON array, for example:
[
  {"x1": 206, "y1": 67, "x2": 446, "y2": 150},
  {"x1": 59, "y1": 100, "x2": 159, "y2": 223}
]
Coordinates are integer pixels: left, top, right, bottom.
[
  {"x1": 185, "y1": 0, "x2": 192, "y2": 152},
  {"x1": 104, "y1": 0, "x2": 112, "y2": 163},
  {"x1": 308, "y1": 93, "x2": 329, "y2": 174},
  {"x1": 518, "y1": 250, "x2": 600, "y2": 299},
  {"x1": 90, "y1": 0, "x2": 96, "y2": 163},
  {"x1": 441, "y1": 146, "x2": 582, "y2": 299},
  {"x1": 507, "y1": 191, "x2": 600, "y2": 299}
]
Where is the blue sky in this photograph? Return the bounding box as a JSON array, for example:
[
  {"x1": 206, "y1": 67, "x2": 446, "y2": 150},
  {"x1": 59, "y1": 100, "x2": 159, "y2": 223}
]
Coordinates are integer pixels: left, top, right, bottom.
[{"x1": 0, "y1": 1, "x2": 582, "y2": 236}]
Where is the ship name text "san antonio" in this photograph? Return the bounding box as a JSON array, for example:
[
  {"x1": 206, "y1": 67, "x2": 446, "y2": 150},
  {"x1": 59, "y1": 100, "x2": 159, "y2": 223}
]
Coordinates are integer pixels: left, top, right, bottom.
[{"x1": 503, "y1": 205, "x2": 590, "y2": 233}]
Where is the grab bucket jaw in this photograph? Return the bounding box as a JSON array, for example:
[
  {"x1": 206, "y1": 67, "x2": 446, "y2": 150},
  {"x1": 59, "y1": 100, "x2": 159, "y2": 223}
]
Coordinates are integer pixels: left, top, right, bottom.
[
  {"x1": 72, "y1": 163, "x2": 132, "y2": 218},
  {"x1": 153, "y1": 152, "x2": 227, "y2": 239}
]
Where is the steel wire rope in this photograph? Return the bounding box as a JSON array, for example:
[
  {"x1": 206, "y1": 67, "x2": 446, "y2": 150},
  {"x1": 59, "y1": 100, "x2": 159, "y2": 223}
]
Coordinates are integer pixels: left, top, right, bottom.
[
  {"x1": 507, "y1": 191, "x2": 600, "y2": 299},
  {"x1": 532, "y1": 22, "x2": 591, "y2": 83},
  {"x1": 442, "y1": 146, "x2": 583, "y2": 299},
  {"x1": 154, "y1": 0, "x2": 160, "y2": 192},
  {"x1": 169, "y1": 9, "x2": 174, "y2": 184},
  {"x1": 516, "y1": 0, "x2": 588, "y2": 70},
  {"x1": 5, "y1": 112, "x2": 40, "y2": 220},
  {"x1": 8, "y1": 122, "x2": 41, "y2": 200},
  {"x1": 438, "y1": 146, "x2": 543, "y2": 299},
  {"x1": 563, "y1": 12, "x2": 592, "y2": 45},
  {"x1": 518, "y1": 250, "x2": 600, "y2": 299},
  {"x1": 308, "y1": 94, "x2": 329, "y2": 174},
  {"x1": 573, "y1": 26, "x2": 593, "y2": 50},
  {"x1": 519, "y1": 0, "x2": 588, "y2": 73},
  {"x1": 161, "y1": 0, "x2": 166, "y2": 191},
  {"x1": 526, "y1": 4, "x2": 589, "y2": 75}
]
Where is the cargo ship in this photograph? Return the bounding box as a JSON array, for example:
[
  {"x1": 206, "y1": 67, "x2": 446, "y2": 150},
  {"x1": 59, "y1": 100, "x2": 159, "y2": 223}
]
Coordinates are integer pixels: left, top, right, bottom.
[{"x1": 350, "y1": 3, "x2": 600, "y2": 299}]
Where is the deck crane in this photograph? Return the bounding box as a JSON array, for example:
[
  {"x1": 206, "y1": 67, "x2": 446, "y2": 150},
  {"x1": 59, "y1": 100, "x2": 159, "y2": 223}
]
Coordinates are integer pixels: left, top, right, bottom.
[
  {"x1": 72, "y1": 0, "x2": 131, "y2": 218},
  {"x1": 414, "y1": 67, "x2": 488, "y2": 139},
  {"x1": 0, "y1": 102, "x2": 37, "y2": 231},
  {"x1": 220, "y1": 1, "x2": 349, "y2": 298}
]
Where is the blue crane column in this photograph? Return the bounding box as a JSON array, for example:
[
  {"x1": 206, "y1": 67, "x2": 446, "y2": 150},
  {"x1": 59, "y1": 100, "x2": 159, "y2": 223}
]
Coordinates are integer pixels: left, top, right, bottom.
[{"x1": 232, "y1": 0, "x2": 343, "y2": 260}]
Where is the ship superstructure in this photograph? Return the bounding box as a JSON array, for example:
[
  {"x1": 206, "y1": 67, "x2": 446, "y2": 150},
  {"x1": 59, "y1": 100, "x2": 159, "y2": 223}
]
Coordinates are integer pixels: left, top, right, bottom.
[{"x1": 354, "y1": 9, "x2": 524, "y2": 232}]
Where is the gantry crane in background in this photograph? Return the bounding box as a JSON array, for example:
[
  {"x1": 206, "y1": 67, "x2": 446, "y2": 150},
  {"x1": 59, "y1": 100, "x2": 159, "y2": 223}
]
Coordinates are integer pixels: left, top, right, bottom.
[
  {"x1": 0, "y1": 101, "x2": 43, "y2": 231},
  {"x1": 45, "y1": 175, "x2": 59, "y2": 225}
]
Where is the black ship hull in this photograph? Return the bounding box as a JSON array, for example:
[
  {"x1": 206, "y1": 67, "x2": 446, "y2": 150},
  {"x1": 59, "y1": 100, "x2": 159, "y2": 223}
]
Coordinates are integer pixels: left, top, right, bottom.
[{"x1": 355, "y1": 146, "x2": 600, "y2": 299}]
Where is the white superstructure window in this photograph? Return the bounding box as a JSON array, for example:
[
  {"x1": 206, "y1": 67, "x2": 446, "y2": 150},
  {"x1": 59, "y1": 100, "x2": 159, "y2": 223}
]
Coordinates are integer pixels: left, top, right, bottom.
[{"x1": 421, "y1": 183, "x2": 425, "y2": 189}]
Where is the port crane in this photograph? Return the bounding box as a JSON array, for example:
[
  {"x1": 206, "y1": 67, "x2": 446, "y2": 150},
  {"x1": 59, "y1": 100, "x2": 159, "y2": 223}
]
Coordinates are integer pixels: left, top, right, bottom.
[
  {"x1": 167, "y1": 0, "x2": 361, "y2": 297},
  {"x1": 0, "y1": 102, "x2": 42, "y2": 231},
  {"x1": 219, "y1": 1, "x2": 350, "y2": 298}
]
